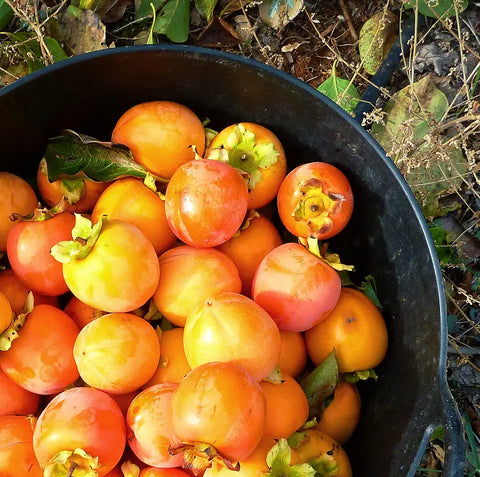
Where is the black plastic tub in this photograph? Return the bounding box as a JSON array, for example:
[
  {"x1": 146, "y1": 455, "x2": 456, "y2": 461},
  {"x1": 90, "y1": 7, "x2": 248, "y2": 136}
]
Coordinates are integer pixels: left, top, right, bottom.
[{"x1": 0, "y1": 45, "x2": 465, "y2": 476}]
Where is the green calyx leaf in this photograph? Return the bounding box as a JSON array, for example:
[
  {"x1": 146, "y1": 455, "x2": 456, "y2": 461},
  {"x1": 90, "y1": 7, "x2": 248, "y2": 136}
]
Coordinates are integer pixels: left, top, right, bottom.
[
  {"x1": 343, "y1": 368, "x2": 378, "y2": 383},
  {"x1": 120, "y1": 460, "x2": 141, "y2": 477},
  {"x1": 299, "y1": 237, "x2": 354, "y2": 272},
  {"x1": 60, "y1": 177, "x2": 87, "y2": 205},
  {"x1": 0, "y1": 292, "x2": 34, "y2": 351},
  {"x1": 225, "y1": 124, "x2": 280, "y2": 190},
  {"x1": 300, "y1": 349, "x2": 339, "y2": 420},
  {"x1": 265, "y1": 439, "x2": 316, "y2": 477},
  {"x1": 44, "y1": 448, "x2": 99, "y2": 477},
  {"x1": 51, "y1": 214, "x2": 103, "y2": 264},
  {"x1": 308, "y1": 455, "x2": 339, "y2": 477},
  {"x1": 45, "y1": 130, "x2": 155, "y2": 183},
  {"x1": 317, "y1": 62, "x2": 360, "y2": 114}
]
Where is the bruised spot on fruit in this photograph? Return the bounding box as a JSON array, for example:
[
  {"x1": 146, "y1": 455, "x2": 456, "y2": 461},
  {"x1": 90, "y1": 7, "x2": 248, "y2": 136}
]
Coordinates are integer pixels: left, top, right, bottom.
[{"x1": 346, "y1": 317, "x2": 356, "y2": 324}]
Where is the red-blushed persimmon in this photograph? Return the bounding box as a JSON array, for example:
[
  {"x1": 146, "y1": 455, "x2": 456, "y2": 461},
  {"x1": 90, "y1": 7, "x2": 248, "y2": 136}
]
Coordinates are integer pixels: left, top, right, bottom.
[
  {"x1": 111, "y1": 101, "x2": 206, "y2": 179},
  {"x1": 140, "y1": 468, "x2": 192, "y2": 477},
  {"x1": 208, "y1": 122, "x2": 287, "y2": 209},
  {"x1": 53, "y1": 217, "x2": 160, "y2": 313},
  {"x1": 278, "y1": 331, "x2": 307, "y2": 378},
  {"x1": 277, "y1": 162, "x2": 354, "y2": 240},
  {"x1": 289, "y1": 430, "x2": 352, "y2": 477},
  {"x1": 216, "y1": 211, "x2": 283, "y2": 297},
  {"x1": 63, "y1": 295, "x2": 106, "y2": 329},
  {"x1": 144, "y1": 327, "x2": 191, "y2": 387},
  {"x1": 108, "y1": 391, "x2": 139, "y2": 416},
  {"x1": 0, "y1": 290, "x2": 12, "y2": 333},
  {"x1": 252, "y1": 242, "x2": 341, "y2": 332},
  {"x1": 313, "y1": 380, "x2": 361, "y2": 445},
  {"x1": 304, "y1": 287, "x2": 388, "y2": 373},
  {"x1": 170, "y1": 361, "x2": 266, "y2": 471},
  {"x1": 0, "y1": 268, "x2": 58, "y2": 314},
  {"x1": 184, "y1": 292, "x2": 281, "y2": 382},
  {"x1": 164, "y1": 159, "x2": 249, "y2": 248},
  {"x1": 0, "y1": 368, "x2": 40, "y2": 416},
  {"x1": 0, "y1": 415, "x2": 43, "y2": 477},
  {"x1": 0, "y1": 304, "x2": 79, "y2": 395},
  {"x1": 0, "y1": 172, "x2": 38, "y2": 252},
  {"x1": 127, "y1": 383, "x2": 184, "y2": 468},
  {"x1": 153, "y1": 245, "x2": 241, "y2": 327},
  {"x1": 33, "y1": 387, "x2": 126, "y2": 477},
  {"x1": 260, "y1": 373, "x2": 309, "y2": 439},
  {"x1": 73, "y1": 313, "x2": 160, "y2": 394},
  {"x1": 7, "y1": 211, "x2": 75, "y2": 296},
  {"x1": 203, "y1": 436, "x2": 277, "y2": 477},
  {"x1": 36, "y1": 158, "x2": 109, "y2": 213},
  {"x1": 91, "y1": 177, "x2": 177, "y2": 255}
]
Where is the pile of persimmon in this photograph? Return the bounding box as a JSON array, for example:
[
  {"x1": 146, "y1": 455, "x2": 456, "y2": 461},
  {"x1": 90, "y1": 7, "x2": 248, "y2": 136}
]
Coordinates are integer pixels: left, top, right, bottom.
[{"x1": 0, "y1": 101, "x2": 389, "y2": 477}]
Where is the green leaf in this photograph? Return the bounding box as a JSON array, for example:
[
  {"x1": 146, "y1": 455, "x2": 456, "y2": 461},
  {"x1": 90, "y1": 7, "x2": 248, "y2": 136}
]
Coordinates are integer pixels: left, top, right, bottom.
[
  {"x1": 359, "y1": 275, "x2": 382, "y2": 308},
  {"x1": 153, "y1": 0, "x2": 190, "y2": 43},
  {"x1": 136, "y1": 0, "x2": 165, "y2": 19},
  {"x1": 358, "y1": 10, "x2": 397, "y2": 75},
  {"x1": 343, "y1": 368, "x2": 378, "y2": 383},
  {"x1": 44, "y1": 37, "x2": 69, "y2": 62},
  {"x1": 0, "y1": 0, "x2": 14, "y2": 31},
  {"x1": 317, "y1": 65, "x2": 360, "y2": 114},
  {"x1": 194, "y1": 0, "x2": 218, "y2": 21},
  {"x1": 300, "y1": 350, "x2": 339, "y2": 420},
  {"x1": 429, "y1": 222, "x2": 458, "y2": 264},
  {"x1": 4, "y1": 32, "x2": 45, "y2": 72},
  {"x1": 45, "y1": 130, "x2": 153, "y2": 183},
  {"x1": 405, "y1": 0, "x2": 469, "y2": 18}
]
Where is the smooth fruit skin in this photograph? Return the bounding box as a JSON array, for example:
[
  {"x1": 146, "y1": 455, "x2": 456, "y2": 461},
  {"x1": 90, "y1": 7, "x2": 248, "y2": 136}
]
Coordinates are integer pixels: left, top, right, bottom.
[
  {"x1": 0, "y1": 415, "x2": 43, "y2": 477},
  {"x1": 216, "y1": 212, "x2": 283, "y2": 297},
  {"x1": 290, "y1": 430, "x2": 352, "y2": 477},
  {"x1": 0, "y1": 368, "x2": 40, "y2": 416},
  {"x1": 277, "y1": 162, "x2": 354, "y2": 240},
  {"x1": 62, "y1": 219, "x2": 160, "y2": 312},
  {"x1": 126, "y1": 383, "x2": 184, "y2": 468},
  {"x1": 313, "y1": 381, "x2": 361, "y2": 445},
  {"x1": 0, "y1": 304, "x2": 80, "y2": 395},
  {"x1": 260, "y1": 373, "x2": 309, "y2": 439},
  {"x1": 252, "y1": 243, "x2": 341, "y2": 332},
  {"x1": 7, "y1": 212, "x2": 75, "y2": 296},
  {"x1": 111, "y1": 101, "x2": 206, "y2": 179},
  {"x1": 184, "y1": 292, "x2": 281, "y2": 382},
  {"x1": 304, "y1": 287, "x2": 388, "y2": 373},
  {"x1": 144, "y1": 327, "x2": 191, "y2": 387},
  {"x1": 140, "y1": 468, "x2": 192, "y2": 477},
  {"x1": 0, "y1": 172, "x2": 38, "y2": 252},
  {"x1": 164, "y1": 159, "x2": 249, "y2": 248},
  {"x1": 64, "y1": 295, "x2": 106, "y2": 329},
  {"x1": 0, "y1": 290, "x2": 12, "y2": 334},
  {"x1": 209, "y1": 122, "x2": 287, "y2": 209},
  {"x1": 74, "y1": 313, "x2": 161, "y2": 394},
  {"x1": 33, "y1": 387, "x2": 127, "y2": 477},
  {"x1": 170, "y1": 361, "x2": 266, "y2": 462},
  {"x1": 91, "y1": 177, "x2": 177, "y2": 255},
  {"x1": 277, "y1": 331, "x2": 307, "y2": 378},
  {"x1": 0, "y1": 268, "x2": 58, "y2": 313},
  {"x1": 153, "y1": 245, "x2": 242, "y2": 327},
  {"x1": 204, "y1": 436, "x2": 277, "y2": 477}
]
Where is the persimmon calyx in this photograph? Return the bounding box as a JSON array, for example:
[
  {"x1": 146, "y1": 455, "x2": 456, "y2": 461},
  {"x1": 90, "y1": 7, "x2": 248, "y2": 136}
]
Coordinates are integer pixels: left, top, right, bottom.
[
  {"x1": 230, "y1": 209, "x2": 260, "y2": 238},
  {"x1": 9, "y1": 202, "x2": 65, "y2": 223},
  {"x1": 44, "y1": 448, "x2": 100, "y2": 477},
  {"x1": 343, "y1": 368, "x2": 378, "y2": 383},
  {"x1": 308, "y1": 456, "x2": 339, "y2": 477},
  {"x1": 206, "y1": 124, "x2": 279, "y2": 190},
  {"x1": 0, "y1": 291, "x2": 34, "y2": 351},
  {"x1": 265, "y1": 438, "x2": 315, "y2": 477},
  {"x1": 169, "y1": 441, "x2": 239, "y2": 476},
  {"x1": 120, "y1": 461, "x2": 140, "y2": 477},
  {"x1": 299, "y1": 237, "x2": 354, "y2": 272},
  {"x1": 51, "y1": 214, "x2": 103, "y2": 264},
  {"x1": 263, "y1": 364, "x2": 285, "y2": 385},
  {"x1": 293, "y1": 179, "x2": 345, "y2": 238}
]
